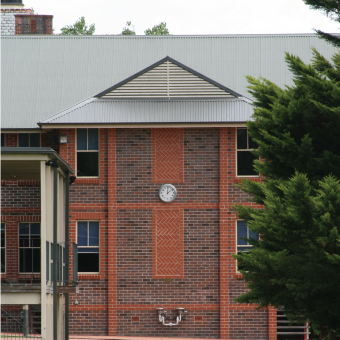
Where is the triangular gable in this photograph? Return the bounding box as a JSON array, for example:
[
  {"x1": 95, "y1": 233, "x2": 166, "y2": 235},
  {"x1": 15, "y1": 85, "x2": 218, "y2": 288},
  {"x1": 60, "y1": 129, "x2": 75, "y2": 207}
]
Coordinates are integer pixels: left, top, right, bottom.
[{"x1": 95, "y1": 56, "x2": 242, "y2": 99}]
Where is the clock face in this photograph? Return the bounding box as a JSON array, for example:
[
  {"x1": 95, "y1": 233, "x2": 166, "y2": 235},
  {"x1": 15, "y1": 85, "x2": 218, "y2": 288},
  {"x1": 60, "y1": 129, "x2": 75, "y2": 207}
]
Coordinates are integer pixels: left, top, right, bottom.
[{"x1": 159, "y1": 184, "x2": 177, "y2": 203}]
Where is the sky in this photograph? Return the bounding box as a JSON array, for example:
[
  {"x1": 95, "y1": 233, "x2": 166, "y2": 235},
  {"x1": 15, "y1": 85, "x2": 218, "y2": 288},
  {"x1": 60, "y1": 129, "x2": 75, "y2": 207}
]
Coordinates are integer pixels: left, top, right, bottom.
[{"x1": 22, "y1": 0, "x2": 340, "y2": 36}]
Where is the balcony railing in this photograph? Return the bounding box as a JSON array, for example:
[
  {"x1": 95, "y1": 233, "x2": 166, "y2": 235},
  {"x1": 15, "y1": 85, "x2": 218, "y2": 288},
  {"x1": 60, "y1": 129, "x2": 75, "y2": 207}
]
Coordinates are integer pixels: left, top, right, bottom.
[{"x1": 1, "y1": 240, "x2": 78, "y2": 289}]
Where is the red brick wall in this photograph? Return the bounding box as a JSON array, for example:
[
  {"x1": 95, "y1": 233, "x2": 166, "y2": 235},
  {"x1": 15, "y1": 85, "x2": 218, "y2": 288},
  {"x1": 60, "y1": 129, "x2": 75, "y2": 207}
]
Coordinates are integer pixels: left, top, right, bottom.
[
  {"x1": 229, "y1": 308, "x2": 268, "y2": 339},
  {"x1": 69, "y1": 280, "x2": 108, "y2": 335},
  {"x1": 117, "y1": 310, "x2": 220, "y2": 338},
  {"x1": 4, "y1": 133, "x2": 17, "y2": 147}
]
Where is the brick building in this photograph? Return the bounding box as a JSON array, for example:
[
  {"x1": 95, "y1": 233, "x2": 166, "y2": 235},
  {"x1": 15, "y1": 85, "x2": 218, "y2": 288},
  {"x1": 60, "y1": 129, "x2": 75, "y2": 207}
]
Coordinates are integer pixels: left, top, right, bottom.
[
  {"x1": 1, "y1": 0, "x2": 53, "y2": 36},
  {"x1": 1, "y1": 35, "x2": 338, "y2": 339}
]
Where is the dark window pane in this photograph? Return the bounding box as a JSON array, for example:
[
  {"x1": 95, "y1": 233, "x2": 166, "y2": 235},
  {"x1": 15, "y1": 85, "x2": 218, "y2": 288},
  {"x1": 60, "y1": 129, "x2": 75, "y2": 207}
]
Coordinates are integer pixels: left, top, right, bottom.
[
  {"x1": 248, "y1": 135, "x2": 258, "y2": 149},
  {"x1": 32, "y1": 248, "x2": 40, "y2": 273},
  {"x1": 249, "y1": 230, "x2": 259, "y2": 242},
  {"x1": 20, "y1": 246, "x2": 40, "y2": 272},
  {"x1": 88, "y1": 129, "x2": 98, "y2": 150},
  {"x1": 19, "y1": 223, "x2": 30, "y2": 247},
  {"x1": 1, "y1": 223, "x2": 4, "y2": 248},
  {"x1": 30, "y1": 134, "x2": 40, "y2": 147},
  {"x1": 89, "y1": 222, "x2": 99, "y2": 246},
  {"x1": 31, "y1": 223, "x2": 40, "y2": 236},
  {"x1": 77, "y1": 152, "x2": 99, "y2": 177},
  {"x1": 78, "y1": 253, "x2": 99, "y2": 272},
  {"x1": 77, "y1": 222, "x2": 88, "y2": 246},
  {"x1": 237, "y1": 151, "x2": 258, "y2": 176},
  {"x1": 237, "y1": 221, "x2": 248, "y2": 245},
  {"x1": 1, "y1": 134, "x2": 4, "y2": 147},
  {"x1": 77, "y1": 129, "x2": 87, "y2": 150},
  {"x1": 19, "y1": 223, "x2": 29, "y2": 235},
  {"x1": 46, "y1": 242, "x2": 49, "y2": 282},
  {"x1": 237, "y1": 128, "x2": 247, "y2": 149},
  {"x1": 1, "y1": 249, "x2": 5, "y2": 273},
  {"x1": 19, "y1": 133, "x2": 29, "y2": 147}
]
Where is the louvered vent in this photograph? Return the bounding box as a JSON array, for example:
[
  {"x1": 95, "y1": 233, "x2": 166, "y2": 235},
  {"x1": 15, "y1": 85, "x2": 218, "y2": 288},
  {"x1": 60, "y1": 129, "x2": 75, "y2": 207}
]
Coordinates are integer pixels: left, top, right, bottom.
[
  {"x1": 277, "y1": 309, "x2": 310, "y2": 340},
  {"x1": 101, "y1": 61, "x2": 235, "y2": 99}
]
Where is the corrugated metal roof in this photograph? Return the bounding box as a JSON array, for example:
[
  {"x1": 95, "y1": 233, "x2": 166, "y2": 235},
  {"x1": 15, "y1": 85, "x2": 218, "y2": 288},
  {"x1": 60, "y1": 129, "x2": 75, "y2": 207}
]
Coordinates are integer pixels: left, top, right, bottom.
[
  {"x1": 2, "y1": 34, "x2": 338, "y2": 129},
  {"x1": 40, "y1": 98, "x2": 253, "y2": 125}
]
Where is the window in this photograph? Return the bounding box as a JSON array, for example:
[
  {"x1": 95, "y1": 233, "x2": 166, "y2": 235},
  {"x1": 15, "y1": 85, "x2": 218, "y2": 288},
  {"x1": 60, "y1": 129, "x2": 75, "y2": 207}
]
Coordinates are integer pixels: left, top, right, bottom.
[
  {"x1": 237, "y1": 220, "x2": 259, "y2": 270},
  {"x1": 1, "y1": 133, "x2": 5, "y2": 147},
  {"x1": 77, "y1": 221, "x2": 99, "y2": 272},
  {"x1": 77, "y1": 129, "x2": 99, "y2": 177},
  {"x1": 237, "y1": 128, "x2": 258, "y2": 176},
  {"x1": 19, "y1": 223, "x2": 40, "y2": 273},
  {"x1": 1, "y1": 223, "x2": 5, "y2": 273},
  {"x1": 18, "y1": 133, "x2": 40, "y2": 147}
]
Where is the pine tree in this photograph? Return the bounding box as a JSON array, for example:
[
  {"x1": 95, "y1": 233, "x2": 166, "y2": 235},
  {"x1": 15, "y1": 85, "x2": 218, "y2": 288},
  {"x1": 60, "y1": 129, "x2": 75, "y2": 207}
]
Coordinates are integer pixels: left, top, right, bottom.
[
  {"x1": 234, "y1": 50, "x2": 340, "y2": 339},
  {"x1": 302, "y1": 0, "x2": 340, "y2": 47}
]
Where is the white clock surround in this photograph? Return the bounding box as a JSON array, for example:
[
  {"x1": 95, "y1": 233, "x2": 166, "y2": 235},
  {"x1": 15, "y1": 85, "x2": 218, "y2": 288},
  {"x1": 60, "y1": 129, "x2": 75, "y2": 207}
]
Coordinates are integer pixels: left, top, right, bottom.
[{"x1": 159, "y1": 184, "x2": 177, "y2": 203}]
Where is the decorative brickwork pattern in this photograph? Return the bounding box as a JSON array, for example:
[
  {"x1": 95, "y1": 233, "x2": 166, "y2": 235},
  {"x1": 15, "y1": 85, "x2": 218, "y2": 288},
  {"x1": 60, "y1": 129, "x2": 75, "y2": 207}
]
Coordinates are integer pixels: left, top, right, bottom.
[
  {"x1": 152, "y1": 128, "x2": 184, "y2": 183},
  {"x1": 153, "y1": 210, "x2": 183, "y2": 278}
]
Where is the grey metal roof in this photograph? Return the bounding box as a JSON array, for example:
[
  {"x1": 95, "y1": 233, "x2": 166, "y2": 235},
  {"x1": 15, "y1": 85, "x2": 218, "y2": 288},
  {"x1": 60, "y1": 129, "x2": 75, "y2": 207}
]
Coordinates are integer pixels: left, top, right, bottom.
[
  {"x1": 2, "y1": 34, "x2": 338, "y2": 129},
  {"x1": 39, "y1": 98, "x2": 254, "y2": 125}
]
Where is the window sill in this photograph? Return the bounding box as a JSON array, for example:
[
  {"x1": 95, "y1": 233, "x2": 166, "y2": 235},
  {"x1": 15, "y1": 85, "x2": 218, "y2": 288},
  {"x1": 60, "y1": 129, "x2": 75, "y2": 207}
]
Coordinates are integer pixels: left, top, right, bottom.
[
  {"x1": 75, "y1": 178, "x2": 100, "y2": 184},
  {"x1": 78, "y1": 273, "x2": 100, "y2": 280},
  {"x1": 235, "y1": 177, "x2": 261, "y2": 183}
]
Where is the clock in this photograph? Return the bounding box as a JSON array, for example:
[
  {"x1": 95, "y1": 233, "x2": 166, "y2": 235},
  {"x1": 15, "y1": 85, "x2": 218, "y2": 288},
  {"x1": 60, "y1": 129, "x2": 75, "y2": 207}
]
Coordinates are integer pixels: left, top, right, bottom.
[{"x1": 159, "y1": 184, "x2": 177, "y2": 203}]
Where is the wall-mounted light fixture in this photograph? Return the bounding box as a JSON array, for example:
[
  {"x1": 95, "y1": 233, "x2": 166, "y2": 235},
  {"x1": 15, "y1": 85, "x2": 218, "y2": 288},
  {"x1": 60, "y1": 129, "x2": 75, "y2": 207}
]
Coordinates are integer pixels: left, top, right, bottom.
[
  {"x1": 156, "y1": 307, "x2": 187, "y2": 327},
  {"x1": 59, "y1": 135, "x2": 68, "y2": 144}
]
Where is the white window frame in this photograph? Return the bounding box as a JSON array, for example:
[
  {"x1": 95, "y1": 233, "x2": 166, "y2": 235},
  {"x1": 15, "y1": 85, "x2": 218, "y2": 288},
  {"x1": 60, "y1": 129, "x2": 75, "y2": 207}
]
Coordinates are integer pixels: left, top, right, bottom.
[
  {"x1": 1, "y1": 223, "x2": 6, "y2": 274},
  {"x1": 236, "y1": 220, "x2": 259, "y2": 271},
  {"x1": 77, "y1": 220, "x2": 100, "y2": 273},
  {"x1": 76, "y1": 128, "x2": 100, "y2": 178},
  {"x1": 236, "y1": 127, "x2": 260, "y2": 177},
  {"x1": 18, "y1": 222, "x2": 41, "y2": 274}
]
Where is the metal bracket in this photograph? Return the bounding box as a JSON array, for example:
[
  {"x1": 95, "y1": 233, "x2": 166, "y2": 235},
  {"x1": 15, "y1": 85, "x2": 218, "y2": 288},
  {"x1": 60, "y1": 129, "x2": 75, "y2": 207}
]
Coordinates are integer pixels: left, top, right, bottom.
[{"x1": 156, "y1": 307, "x2": 187, "y2": 327}]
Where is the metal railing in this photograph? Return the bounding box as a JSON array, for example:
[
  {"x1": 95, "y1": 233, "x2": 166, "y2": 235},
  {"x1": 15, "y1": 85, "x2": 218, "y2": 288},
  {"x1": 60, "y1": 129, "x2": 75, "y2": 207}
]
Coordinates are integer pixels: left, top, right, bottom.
[{"x1": 1, "y1": 306, "x2": 45, "y2": 340}]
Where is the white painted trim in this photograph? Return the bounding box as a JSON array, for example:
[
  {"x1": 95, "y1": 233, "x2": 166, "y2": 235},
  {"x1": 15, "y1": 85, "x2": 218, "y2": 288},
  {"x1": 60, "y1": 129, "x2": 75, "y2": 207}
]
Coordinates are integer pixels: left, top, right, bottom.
[
  {"x1": 40, "y1": 161, "x2": 47, "y2": 340},
  {"x1": 1, "y1": 292, "x2": 41, "y2": 304}
]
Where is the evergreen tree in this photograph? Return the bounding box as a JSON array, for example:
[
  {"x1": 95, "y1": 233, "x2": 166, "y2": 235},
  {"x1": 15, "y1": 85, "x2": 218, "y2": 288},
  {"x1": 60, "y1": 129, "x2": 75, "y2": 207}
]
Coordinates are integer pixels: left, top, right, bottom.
[
  {"x1": 234, "y1": 50, "x2": 340, "y2": 339},
  {"x1": 302, "y1": 0, "x2": 340, "y2": 47},
  {"x1": 60, "y1": 17, "x2": 95, "y2": 35}
]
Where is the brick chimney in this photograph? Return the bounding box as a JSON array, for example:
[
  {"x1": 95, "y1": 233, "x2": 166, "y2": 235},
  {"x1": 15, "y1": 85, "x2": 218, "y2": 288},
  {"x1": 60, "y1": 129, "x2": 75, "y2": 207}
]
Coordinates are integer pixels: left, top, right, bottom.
[
  {"x1": 15, "y1": 14, "x2": 53, "y2": 34},
  {"x1": 1, "y1": 0, "x2": 53, "y2": 35}
]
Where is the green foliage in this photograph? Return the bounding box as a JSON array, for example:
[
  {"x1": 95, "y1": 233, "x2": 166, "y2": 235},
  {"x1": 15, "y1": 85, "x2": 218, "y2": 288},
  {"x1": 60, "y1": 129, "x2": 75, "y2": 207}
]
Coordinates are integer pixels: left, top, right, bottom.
[
  {"x1": 234, "y1": 50, "x2": 340, "y2": 338},
  {"x1": 121, "y1": 21, "x2": 136, "y2": 35},
  {"x1": 144, "y1": 22, "x2": 170, "y2": 35},
  {"x1": 302, "y1": 0, "x2": 340, "y2": 47},
  {"x1": 60, "y1": 17, "x2": 95, "y2": 35}
]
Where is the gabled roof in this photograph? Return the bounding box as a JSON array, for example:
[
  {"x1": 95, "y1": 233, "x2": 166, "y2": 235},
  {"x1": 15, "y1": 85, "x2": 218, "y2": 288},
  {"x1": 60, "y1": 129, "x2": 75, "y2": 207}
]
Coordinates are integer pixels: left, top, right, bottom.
[
  {"x1": 2, "y1": 34, "x2": 338, "y2": 129},
  {"x1": 39, "y1": 57, "x2": 252, "y2": 127},
  {"x1": 95, "y1": 56, "x2": 243, "y2": 99}
]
